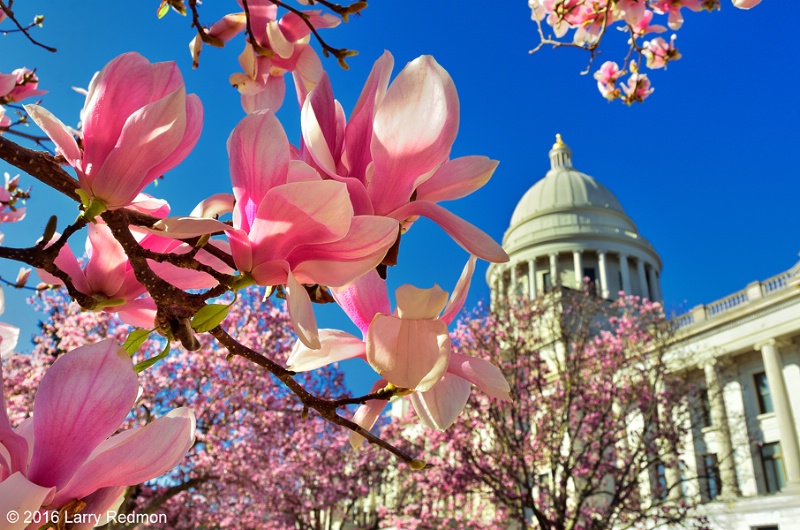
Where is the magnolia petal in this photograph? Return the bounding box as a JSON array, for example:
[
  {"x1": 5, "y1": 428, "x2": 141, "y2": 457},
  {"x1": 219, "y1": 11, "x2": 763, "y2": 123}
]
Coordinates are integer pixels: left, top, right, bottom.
[
  {"x1": 286, "y1": 269, "x2": 320, "y2": 350},
  {"x1": 286, "y1": 329, "x2": 366, "y2": 372},
  {"x1": 388, "y1": 200, "x2": 508, "y2": 263},
  {"x1": 228, "y1": 110, "x2": 290, "y2": 226},
  {"x1": 91, "y1": 88, "x2": 188, "y2": 208},
  {"x1": 369, "y1": 56, "x2": 459, "y2": 215},
  {"x1": 116, "y1": 298, "x2": 158, "y2": 329},
  {"x1": 24, "y1": 104, "x2": 82, "y2": 168},
  {"x1": 301, "y1": 74, "x2": 339, "y2": 176},
  {"x1": 349, "y1": 380, "x2": 388, "y2": 449},
  {"x1": 143, "y1": 93, "x2": 204, "y2": 186},
  {"x1": 344, "y1": 51, "x2": 394, "y2": 183},
  {"x1": 410, "y1": 373, "x2": 472, "y2": 431},
  {"x1": 190, "y1": 193, "x2": 235, "y2": 218},
  {"x1": 0, "y1": 472, "x2": 54, "y2": 529},
  {"x1": 366, "y1": 316, "x2": 451, "y2": 391},
  {"x1": 440, "y1": 256, "x2": 476, "y2": 325},
  {"x1": 1, "y1": 361, "x2": 28, "y2": 475},
  {"x1": 287, "y1": 160, "x2": 322, "y2": 183},
  {"x1": 291, "y1": 45, "x2": 324, "y2": 106},
  {"x1": 448, "y1": 352, "x2": 510, "y2": 400},
  {"x1": 0, "y1": 323, "x2": 19, "y2": 358},
  {"x1": 146, "y1": 216, "x2": 231, "y2": 238},
  {"x1": 52, "y1": 408, "x2": 196, "y2": 505},
  {"x1": 241, "y1": 77, "x2": 286, "y2": 114},
  {"x1": 249, "y1": 180, "x2": 352, "y2": 261},
  {"x1": 84, "y1": 223, "x2": 128, "y2": 298},
  {"x1": 289, "y1": 216, "x2": 397, "y2": 289},
  {"x1": 207, "y1": 13, "x2": 248, "y2": 43},
  {"x1": 332, "y1": 269, "x2": 391, "y2": 336},
  {"x1": 415, "y1": 156, "x2": 498, "y2": 203},
  {"x1": 266, "y1": 20, "x2": 294, "y2": 59},
  {"x1": 395, "y1": 284, "x2": 448, "y2": 320},
  {"x1": 27, "y1": 340, "x2": 139, "y2": 490}
]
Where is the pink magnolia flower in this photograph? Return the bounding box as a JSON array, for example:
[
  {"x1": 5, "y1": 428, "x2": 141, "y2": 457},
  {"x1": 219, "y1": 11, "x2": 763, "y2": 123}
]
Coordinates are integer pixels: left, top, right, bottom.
[
  {"x1": 0, "y1": 67, "x2": 46, "y2": 104},
  {"x1": 0, "y1": 339, "x2": 195, "y2": 529},
  {"x1": 191, "y1": 1, "x2": 338, "y2": 113},
  {"x1": 229, "y1": 111, "x2": 397, "y2": 348},
  {"x1": 24, "y1": 52, "x2": 203, "y2": 212},
  {"x1": 594, "y1": 61, "x2": 622, "y2": 100},
  {"x1": 299, "y1": 52, "x2": 508, "y2": 264},
  {"x1": 287, "y1": 258, "x2": 510, "y2": 442},
  {"x1": 643, "y1": 35, "x2": 681, "y2": 69},
  {"x1": 629, "y1": 9, "x2": 667, "y2": 37},
  {"x1": 622, "y1": 72, "x2": 655, "y2": 104}
]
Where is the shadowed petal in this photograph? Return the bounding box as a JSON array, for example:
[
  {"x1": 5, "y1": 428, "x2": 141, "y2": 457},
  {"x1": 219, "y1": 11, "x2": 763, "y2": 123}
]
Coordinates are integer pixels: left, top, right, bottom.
[
  {"x1": 367, "y1": 316, "x2": 450, "y2": 391},
  {"x1": 287, "y1": 329, "x2": 366, "y2": 372},
  {"x1": 332, "y1": 269, "x2": 391, "y2": 336},
  {"x1": 286, "y1": 270, "x2": 320, "y2": 350},
  {"x1": 448, "y1": 353, "x2": 510, "y2": 400},
  {"x1": 27, "y1": 340, "x2": 138, "y2": 490},
  {"x1": 0, "y1": 472, "x2": 54, "y2": 528},
  {"x1": 52, "y1": 408, "x2": 195, "y2": 505},
  {"x1": 24, "y1": 105, "x2": 82, "y2": 169},
  {"x1": 395, "y1": 284, "x2": 448, "y2": 320},
  {"x1": 440, "y1": 256, "x2": 476, "y2": 325},
  {"x1": 410, "y1": 373, "x2": 472, "y2": 431},
  {"x1": 350, "y1": 380, "x2": 388, "y2": 449}
]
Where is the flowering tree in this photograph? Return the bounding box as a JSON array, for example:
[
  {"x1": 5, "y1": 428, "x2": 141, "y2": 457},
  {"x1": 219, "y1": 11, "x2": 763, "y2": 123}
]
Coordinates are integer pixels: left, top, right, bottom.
[
  {"x1": 379, "y1": 289, "x2": 707, "y2": 529},
  {"x1": 528, "y1": 0, "x2": 761, "y2": 104},
  {"x1": 4, "y1": 287, "x2": 396, "y2": 529},
  {"x1": 0, "y1": 0, "x2": 515, "y2": 523}
]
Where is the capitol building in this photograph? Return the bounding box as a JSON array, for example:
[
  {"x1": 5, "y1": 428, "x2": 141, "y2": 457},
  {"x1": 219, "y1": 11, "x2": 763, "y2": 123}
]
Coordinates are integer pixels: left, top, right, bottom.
[{"x1": 485, "y1": 136, "x2": 800, "y2": 530}]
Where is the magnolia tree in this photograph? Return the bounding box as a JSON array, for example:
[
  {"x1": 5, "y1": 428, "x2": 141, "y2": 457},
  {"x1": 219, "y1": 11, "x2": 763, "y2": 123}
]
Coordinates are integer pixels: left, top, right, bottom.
[
  {"x1": 4, "y1": 287, "x2": 394, "y2": 529},
  {"x1": 0, "y1": 0, "x2": 514, "y2": 525},
  {"x1": 528, "y1": 0, "x2": 762, "y2": 104},
  {"x1": 378, "y1": 290, "x2": 708, "y2": 530}
]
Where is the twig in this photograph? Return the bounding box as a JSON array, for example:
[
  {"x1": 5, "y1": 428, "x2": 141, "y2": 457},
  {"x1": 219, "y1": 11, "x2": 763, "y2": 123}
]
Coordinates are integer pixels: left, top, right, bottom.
[{"x1": 0, "y1": 0, "x2": 56, "y2": 52}]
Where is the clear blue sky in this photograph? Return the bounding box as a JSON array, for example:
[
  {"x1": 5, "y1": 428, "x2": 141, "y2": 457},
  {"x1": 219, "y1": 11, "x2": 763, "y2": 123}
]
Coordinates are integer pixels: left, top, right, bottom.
[{"x1": 1, "y1": 1, "x2": 797, "y2": 396}]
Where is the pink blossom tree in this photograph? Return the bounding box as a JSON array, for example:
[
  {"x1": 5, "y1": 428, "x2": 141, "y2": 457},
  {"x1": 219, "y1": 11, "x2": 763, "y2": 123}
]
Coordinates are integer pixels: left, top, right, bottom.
[{"x1": 378, "y1": 289, "x2": 708, "y2": 529}]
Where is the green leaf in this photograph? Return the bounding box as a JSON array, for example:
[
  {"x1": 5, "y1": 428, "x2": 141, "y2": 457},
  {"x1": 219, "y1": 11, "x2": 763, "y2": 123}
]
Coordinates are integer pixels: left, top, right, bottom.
[
  {"x1": 157, "y1": 1, "x2": 169, "y2": 19},
  {"x1": 191, "y1": 303, "x2": 231, "y2": 333},
  {"x1": 134, "y1": 341, "x2": 170, "y2": 373},
  {"x1": 123, "y1": 329, "x2": 153, "y2": 356}
]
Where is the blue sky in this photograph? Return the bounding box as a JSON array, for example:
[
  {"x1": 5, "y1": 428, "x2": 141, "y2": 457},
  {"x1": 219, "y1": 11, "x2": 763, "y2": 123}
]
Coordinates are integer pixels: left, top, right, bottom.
[{"x1": 1, "y1": 1, "x2": 797, "y2": 395}]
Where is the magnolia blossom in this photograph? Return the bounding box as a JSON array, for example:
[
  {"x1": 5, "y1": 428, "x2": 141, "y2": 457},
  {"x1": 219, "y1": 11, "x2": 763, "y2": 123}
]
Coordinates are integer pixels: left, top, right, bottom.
[
  {"x1": 0, "y1": 67, "x2": 46, "y2": 104},
  {"x1": 594, "y1": 61, "x2": 622, "y2": 100},
  {"x1": 622, "y1": 72, "x2": 655, "y2": 104},
  {"x1": 191, "y1": 1, "x2": 338, "y2": 112},
  {"x1": 643, "y1": 35, "x2": 681, "y2": 69},
  {"x1": 0, "y1": 340, "x2": 195, "y2": 529},
  {"x1": 25, "y1": 52, "x2": 203, "y2": 211},
  {"x1": 287, "y1": 258, "x2": 510, "y2": 442},
  {"x1": 300, "y1": 52, "x2": 508, "y2": 263}
]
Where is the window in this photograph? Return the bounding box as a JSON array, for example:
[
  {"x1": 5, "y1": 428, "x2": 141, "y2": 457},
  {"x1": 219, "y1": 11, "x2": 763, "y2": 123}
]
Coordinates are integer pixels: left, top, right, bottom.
[
  {"x1": 543, "y1": 272, "x2": 552, "y2": 293},
  {"x1": 654, "y1": 462, "x2": 668, "y2": 501},
  {"x1": 754, "y1": 372, "x2": 774, "y2": 414},
  {"x1": 751, "y1": 526, "x2": 779, "y2": 530},
  {"x1": 703, "y1": 454, "x2": 721, "y2": 501},
  {"x1": 582, "y1": 267, "x2": 597, "y2": 296},
  {"x1": 761, "y1": 442, "x2": 786, "y2": 493}
]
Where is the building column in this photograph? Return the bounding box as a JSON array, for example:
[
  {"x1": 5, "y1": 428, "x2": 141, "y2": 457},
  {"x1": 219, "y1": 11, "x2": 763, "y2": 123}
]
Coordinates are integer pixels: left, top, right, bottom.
[
  {"x1": 757, "y1": 339, "x2": 800, "y2": 492},
  {"x1": 598, "y1": 251, "x2": 609, "y2": 298},
  {"x1": 510, "y1": 263, "x2": 517, "y2": 298},
  {"x1": 702, "y1": 359, "x2": 741, "y2": 498},
  {"x1": 647, "y1": 266, "x2": 660, "y2": 302},
  {"x1": 549, "y1": 253, "x2": 558, "y2": 290},
  {"x1": 619, "y1": 253, "x2": 631, "y2": 295},
  {"x1": 637, "y1": 259, "x2": 650, "y2": 300},
  {"x1": 528, "y1": 259, "x2": 537, "y2": 299},
  {"x1": 573, "y1": 250, "x2": 583, "y2": 290}
]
